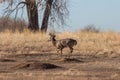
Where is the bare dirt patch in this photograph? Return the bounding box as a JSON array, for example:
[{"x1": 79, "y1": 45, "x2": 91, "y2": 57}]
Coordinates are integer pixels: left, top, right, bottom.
[
  {"x1": 0, "y1": 59, "x2": 16, "y2": 62},
  {"x1": 11, "y1": 62, "x2": 62, "y2": 70},
  {"x1": 0, "y1": 52, "x2": 120, "y2": 80},
  {"x1": 60, "y1": 58, "x2": 84, "y2": 63}
]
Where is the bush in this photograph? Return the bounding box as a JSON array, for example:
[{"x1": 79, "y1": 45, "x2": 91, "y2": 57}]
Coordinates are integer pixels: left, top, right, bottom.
[
  {"x1": 0, "y1": 16, "x2": 27, "y2": 32},
  {"x1": 81, "y1": 24, "x2": 100, "y2": 33}
]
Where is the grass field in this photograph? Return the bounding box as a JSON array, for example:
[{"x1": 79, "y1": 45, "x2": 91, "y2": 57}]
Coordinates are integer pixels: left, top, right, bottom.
[
  {"x1": 0, "y1": 30, "x2": 120, "y2": 80},
  {"x1": 0, "y1": 30, "x2": 120, "y2": 57}
]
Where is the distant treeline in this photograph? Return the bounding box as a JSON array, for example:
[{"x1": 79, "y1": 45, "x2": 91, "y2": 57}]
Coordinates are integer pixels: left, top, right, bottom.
[{"x1": 0, "y1": 16, "x2": 27, "y2": 32}]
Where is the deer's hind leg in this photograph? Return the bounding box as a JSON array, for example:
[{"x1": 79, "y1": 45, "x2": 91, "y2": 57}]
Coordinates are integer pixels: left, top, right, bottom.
[{"x1": 68, "y1": 47, "x2": 73, "y2": 58}]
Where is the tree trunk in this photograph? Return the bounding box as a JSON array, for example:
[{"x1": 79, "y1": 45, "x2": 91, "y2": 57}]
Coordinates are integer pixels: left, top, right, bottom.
[
  {"x1": 40, "y1": 0, "x2": 53, "y2": 33},
  {"x1": 25, "y1": 0, "x2": 39, "y2": 32}
]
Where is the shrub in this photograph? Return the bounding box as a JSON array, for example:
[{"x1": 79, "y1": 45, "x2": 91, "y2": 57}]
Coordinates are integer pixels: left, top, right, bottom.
[
  {"x1": 81, "y1": 24, "x2": 100, "y2": 33},
  {"x1": 0, "y1": 16, "x2": 27, "y2": 32}
]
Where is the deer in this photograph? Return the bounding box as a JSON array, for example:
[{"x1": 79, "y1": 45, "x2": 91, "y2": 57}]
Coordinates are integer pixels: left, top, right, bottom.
[{"x1": 49, "y1": 33, "x2": 77, "y2": 57}]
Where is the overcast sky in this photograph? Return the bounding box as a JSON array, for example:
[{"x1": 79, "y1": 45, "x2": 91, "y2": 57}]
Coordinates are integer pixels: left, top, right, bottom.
[{"x1": 0, "y1": 0, "x2": 120, "y2": 32}]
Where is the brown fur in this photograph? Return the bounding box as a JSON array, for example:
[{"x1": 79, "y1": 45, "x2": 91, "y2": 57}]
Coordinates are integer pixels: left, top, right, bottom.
[{"x1": 49, "y1": 34, "x2": 77, "y2": 57}]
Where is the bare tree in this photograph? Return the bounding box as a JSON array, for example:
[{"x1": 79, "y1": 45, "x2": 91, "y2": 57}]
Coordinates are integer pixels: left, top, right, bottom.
[
  {"x1": 41, "y1": 0, "x2": 69, "y2": 33},
  {"x1": 25, "y1": 0, "x2": 39, "y2": 31},
  {"x1": 2, "y1": 0, "x2": 39, "y2": 31},
  {"x1": 0, "y1": 0, "x2": 69, "y2": 32},
  {"x1": 41, "y1": 0, "x2": 53, "y2": 33}
]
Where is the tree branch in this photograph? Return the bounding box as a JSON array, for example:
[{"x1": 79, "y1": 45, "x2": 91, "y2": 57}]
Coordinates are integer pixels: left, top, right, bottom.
[{"x1": 4, "y1": 1, "x2": 27, "y2": 18}]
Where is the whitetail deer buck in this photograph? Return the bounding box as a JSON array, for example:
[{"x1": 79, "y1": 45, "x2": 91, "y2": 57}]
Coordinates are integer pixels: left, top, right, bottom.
[{"x1": 49, "y1": 33, "x2": 77, "y2": 57}]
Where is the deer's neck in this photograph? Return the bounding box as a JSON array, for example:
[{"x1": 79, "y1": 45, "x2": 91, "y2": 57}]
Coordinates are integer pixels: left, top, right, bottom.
[{"x1": 51, "y1": 37, "x2": 57, "y2": 46}]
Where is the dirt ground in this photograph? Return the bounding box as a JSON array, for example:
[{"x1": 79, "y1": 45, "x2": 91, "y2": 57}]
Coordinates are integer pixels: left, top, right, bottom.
[{"x1": 0, "y1": 52, "x2": 120, "y2": 80}]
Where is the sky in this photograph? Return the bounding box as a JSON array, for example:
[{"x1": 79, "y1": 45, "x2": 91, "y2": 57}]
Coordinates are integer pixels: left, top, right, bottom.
[
  {"x1": 0, "y1": 0, "x2": 120, "y2": 32},
  {"x1": 66, "y1": 0, "x2": 120, "y2": 32}
]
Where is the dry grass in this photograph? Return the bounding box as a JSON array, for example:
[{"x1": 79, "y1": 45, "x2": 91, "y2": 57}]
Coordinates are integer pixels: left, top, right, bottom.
[
  {"x1": 0, "y1": 30, "x2": 120, "y2": 58},
  {"x1": 0, "y1": 30, "x2": 120, "y2": 80}
]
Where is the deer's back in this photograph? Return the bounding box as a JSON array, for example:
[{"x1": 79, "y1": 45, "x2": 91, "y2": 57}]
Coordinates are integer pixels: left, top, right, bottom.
[{"x1": 56, "y1": 38, "x2": 77, "y2": 49}]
